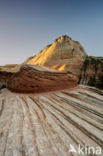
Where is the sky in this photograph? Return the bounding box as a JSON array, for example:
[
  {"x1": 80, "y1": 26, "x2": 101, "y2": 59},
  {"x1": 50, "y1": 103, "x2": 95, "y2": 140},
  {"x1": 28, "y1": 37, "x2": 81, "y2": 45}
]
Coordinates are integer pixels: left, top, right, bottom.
[{"x1": 0, "y1": 0, "x2": 103, "y2": 65}]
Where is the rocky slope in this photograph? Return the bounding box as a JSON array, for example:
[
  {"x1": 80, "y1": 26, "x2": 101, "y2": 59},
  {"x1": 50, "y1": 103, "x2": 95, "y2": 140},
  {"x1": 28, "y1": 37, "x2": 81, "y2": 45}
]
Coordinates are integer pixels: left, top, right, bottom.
[
  {"x1": 7, "y1": 65, "x2": 77, "y2": 93},
  {"x1": 0, "y1": 86, "x2": 103, "y2": 156},
  {"x1": 27, "y1": 35, "x2": 87, "y2": 78},
  {"x1": 27, "y1": 35, "x2": 103, "y2": 88}
]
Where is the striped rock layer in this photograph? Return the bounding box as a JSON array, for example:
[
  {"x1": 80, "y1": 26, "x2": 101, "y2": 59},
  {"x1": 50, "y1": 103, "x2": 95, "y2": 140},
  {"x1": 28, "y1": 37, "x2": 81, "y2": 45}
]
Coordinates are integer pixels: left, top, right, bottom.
[
  {"x1": 0, "y1": 86, "x2": 103, "y2": 156},
  {"x1": 7, "y1": 65, "x2": 77, "y2": 93}
]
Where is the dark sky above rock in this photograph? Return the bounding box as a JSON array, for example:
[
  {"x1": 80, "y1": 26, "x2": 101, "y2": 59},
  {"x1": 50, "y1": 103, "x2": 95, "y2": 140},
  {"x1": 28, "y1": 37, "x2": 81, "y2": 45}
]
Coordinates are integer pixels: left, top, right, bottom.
[{"x1": 0, "y1": 0, "x2": 103, "y2": 65}]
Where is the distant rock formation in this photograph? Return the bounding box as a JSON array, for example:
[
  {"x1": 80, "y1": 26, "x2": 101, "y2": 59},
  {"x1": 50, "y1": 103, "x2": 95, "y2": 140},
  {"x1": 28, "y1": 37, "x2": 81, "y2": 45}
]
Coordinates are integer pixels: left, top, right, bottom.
[
  {"x1": 7, "y1": 65, "x2": 77, "y2": 93},
  {"x1": 27, "y1": 35, "x2": 87, "y2": 78},
  {"x1": 27, "y1": 35, "x2": 103, "y2": 88}
]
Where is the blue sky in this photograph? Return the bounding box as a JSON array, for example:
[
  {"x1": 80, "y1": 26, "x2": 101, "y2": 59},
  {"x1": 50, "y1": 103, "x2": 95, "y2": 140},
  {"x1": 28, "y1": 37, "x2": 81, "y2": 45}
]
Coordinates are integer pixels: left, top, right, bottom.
[{"x1": 0, "y1": 0, "x2": 103, "y2": 65}]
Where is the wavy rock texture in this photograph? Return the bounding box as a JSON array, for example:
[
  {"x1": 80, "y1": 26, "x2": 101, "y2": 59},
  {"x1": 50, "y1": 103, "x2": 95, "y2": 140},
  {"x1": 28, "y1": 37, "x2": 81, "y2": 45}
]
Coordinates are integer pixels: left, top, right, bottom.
[
  {"x1": 0, "y1": 86, "x2": 103, "y2": 156},
  {"x1": 0, "y1": 58, "x2": 33, "y2": 89},
  {"x1": 7, "y1": 65, "x2": 77, "y2": 93}
]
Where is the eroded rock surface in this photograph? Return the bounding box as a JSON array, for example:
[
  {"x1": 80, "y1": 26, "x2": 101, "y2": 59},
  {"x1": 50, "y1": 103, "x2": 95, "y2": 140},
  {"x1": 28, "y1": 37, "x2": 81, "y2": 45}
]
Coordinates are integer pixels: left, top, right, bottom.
[
  {"x1": 7, "y1": 65, "x2": 77, "y2": 93},
  {"x1": 0, "y1": 71, "x2": 13, "y2": 90},
  {"x1": 27, "y1": 36, "x2": 103, "y2": 88},
  {"x1": 0, "y1": 86, "x2": 103, "y2": 156},
  {"x1": 27, "y1": 35, "x2": 87, "y2": 78},
  {"x1": 1, "y1": 36, "x2": 103, "y2": 88},
  {"x1": 79, "y1": 56, "x2": 103, "y2": 88}
]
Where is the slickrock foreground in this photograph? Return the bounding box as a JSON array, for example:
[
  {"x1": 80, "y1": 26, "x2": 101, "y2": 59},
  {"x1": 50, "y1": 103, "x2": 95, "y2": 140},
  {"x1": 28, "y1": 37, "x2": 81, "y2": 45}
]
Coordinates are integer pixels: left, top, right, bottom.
[
  {"x1": 7, "y1": 65, "x2": 77, "y2": 93},
  {"x1": 0, "y1": 86, "x2": 103, "y2": 156}
]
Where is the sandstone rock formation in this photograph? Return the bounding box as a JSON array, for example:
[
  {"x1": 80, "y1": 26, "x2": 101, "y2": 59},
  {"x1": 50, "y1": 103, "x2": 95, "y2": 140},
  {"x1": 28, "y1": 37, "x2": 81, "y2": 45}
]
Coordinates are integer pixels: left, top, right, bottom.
[
  {"x1": 7, "y1": 65, "x2": 77, "y2": 93},
  {"x1": 0, "y1": 35, "x2": 103, "y2": 156},
  {"x1": 27, "y1": 35, "x2": 103, "y2": 88},
  {"x1": 0, "y1": 86, "x2": 103, "y2": 156},
  {"x1": 79, "y1": 56, "x2": 103, "y2": 88},
  {"x1": 0, "y1": 35, "x2": 103, "y2": 89},
  {"x1": 0, "y1": 57, "x2": 34, "y2": 90},
  {"x1": 0, "y1": 71, "x2": 13, "y2": 89},
  {"x1": 0, "y1": 65, "x2": 18, "y2": 90},
  {"x1": 27, "y1": 35, "x2": 87, "y2": 78}
]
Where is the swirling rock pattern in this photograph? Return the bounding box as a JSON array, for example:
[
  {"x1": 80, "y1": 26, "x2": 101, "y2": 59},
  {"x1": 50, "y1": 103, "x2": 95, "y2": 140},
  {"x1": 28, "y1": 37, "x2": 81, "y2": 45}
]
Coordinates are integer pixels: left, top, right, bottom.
[
  {"x1": 7, "y1": 65, "x2": 77, "y2": 93},
  {"x1": 0, "y1": 85, "x2": 103, "y2": 156}
]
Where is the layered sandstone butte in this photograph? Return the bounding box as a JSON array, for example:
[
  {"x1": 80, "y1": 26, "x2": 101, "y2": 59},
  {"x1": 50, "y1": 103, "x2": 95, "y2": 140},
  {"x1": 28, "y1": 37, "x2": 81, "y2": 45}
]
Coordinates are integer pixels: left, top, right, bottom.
[
  {"x1": 0, "y1": 86, "x2": 103, "y2": 156},
  {"x1": 27, "y1": 35, "x2": 103, "y2": 88},
  {"x1": 7, "y1": 65, "x2": 77, "y2": 93},
  {"x1": 27, "y1": 35, "x2": 87, "y2": 78}
]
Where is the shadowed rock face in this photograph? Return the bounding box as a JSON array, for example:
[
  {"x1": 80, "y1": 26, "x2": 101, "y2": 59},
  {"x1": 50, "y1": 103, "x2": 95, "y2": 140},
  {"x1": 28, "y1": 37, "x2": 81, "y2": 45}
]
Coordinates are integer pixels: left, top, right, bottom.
[
  {"x1": 0, "y1": 71, "x2": 13, "y2": 90},
  {"x1": 0, "y1": 58, "x2": 33, "y2": 90},
  {"x1": 7, "y1": 65, "x2": 77, "y2": 93},
  {"x1": 0, "y1": 86, "x2": 103, "y2": 155},
  {"x1": 79, "y1": 56, "x2": 103, "y2": 88}
]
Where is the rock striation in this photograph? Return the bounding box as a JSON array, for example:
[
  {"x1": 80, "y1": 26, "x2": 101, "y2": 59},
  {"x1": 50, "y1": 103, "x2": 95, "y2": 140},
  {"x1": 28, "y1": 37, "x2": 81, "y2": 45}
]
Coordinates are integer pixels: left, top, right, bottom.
[
  {"x1": 0, "y1": 35, "x2": 103, "y2": 89},
  {"x1": 0, "y1": 57, "x2": 35, "y2": 90},
  {"x1": 0, "y1": 35, "x2": 103, "y2": 156},
  {"x1": 27, "y1": 35, "x2": 87, "y2": 78},
  {"x1": 7, "y1": 65, "x2": 77, "y2": 93},
  {"x1": 0, "y1": 86, "x2": 103, "y2": 156},
  {"x1": 79, "y1": 56, "x2": 103, "y2": 88},
  {"x1": 27, "y1": 35, "x2": 103, "y2": 88}
]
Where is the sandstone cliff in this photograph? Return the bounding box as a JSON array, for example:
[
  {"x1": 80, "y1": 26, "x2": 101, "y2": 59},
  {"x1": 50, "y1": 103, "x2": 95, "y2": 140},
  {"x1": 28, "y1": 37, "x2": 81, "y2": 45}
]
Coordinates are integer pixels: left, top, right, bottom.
[{"x1": 79, "y1": 56, "x2": 103, "y2": 88}]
